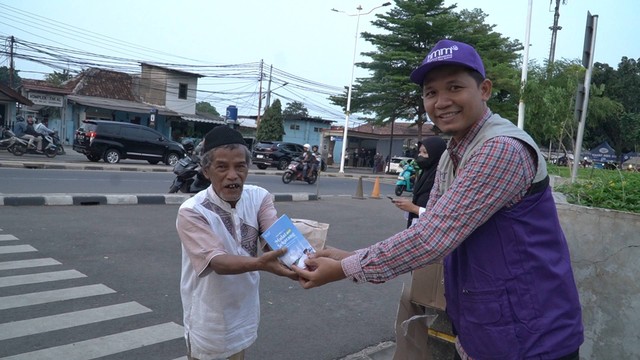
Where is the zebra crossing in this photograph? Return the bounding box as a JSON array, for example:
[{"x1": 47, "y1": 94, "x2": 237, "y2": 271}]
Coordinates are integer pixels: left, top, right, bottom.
[{"x1": 0, "y1": 230, "x2": 187, "y2": 359}]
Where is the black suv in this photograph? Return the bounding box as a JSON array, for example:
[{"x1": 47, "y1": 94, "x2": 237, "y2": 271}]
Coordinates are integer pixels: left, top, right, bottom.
[
  {"x1": 73, "y1": 120, "x2": 185, "y2": 165},
  {"x1": 252, "y1": 141, "x2": 305, "y2": 170}
]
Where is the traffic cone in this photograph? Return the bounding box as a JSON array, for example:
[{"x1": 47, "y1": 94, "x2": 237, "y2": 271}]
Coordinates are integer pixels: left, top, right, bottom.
[
  {"x1": 352, "y1": 176, "x2": 365, "y2": 199},
  {"x1": 370, "y1": 176, "x2": 381, "y2": 199}
]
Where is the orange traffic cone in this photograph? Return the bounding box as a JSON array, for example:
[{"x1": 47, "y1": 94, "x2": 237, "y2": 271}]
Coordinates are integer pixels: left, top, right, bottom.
[
  {"x1": 370, "y1": 176, "x2": 381, "y2": 199},
  {"x1": 352, "y1": 176, "x2": 365, "y2": 199}
]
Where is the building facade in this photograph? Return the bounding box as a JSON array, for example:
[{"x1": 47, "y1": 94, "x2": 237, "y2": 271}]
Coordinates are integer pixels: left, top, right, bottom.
[
  {"x1": 13, "y1": 65, "x2": 225, "y2": 145},
  {"x1": 322, "y1": 121, "x2": 439, "y2": 166}
]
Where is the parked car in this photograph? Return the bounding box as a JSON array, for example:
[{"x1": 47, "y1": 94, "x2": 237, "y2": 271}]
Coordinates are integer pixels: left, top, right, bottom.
[
  {"x1": 73, "y1": 120, "x2": 185, "y2": 165},
  {"x1": 385, "y1": 156, "x2": 414, "y2": 174},
  {"x1": 252, "y1": 141, "x2": 305, "y2": 170}
]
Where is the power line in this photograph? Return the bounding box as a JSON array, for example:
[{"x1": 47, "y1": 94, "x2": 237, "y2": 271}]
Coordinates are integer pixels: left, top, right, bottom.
[{"x1": 0, "y1": 29, "x2": 345, "y2": 118}]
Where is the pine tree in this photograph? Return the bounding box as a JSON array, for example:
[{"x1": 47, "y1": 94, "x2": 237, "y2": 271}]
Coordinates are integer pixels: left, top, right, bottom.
[
  {"x1": 330, "y1": 0, "x2": 522, "y2": 131},
  {"x1": 256, "y1": 99, "x2": 285, "y2": 141}
]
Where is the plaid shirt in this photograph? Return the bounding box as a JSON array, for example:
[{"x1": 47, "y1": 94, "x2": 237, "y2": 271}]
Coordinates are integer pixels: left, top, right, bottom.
[{"x1": 341, "y1": 108, "x2": 537, "y2": 358}]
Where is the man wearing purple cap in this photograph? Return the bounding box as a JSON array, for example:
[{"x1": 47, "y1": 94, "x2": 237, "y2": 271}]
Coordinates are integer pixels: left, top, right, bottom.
[
  {"x1": 176, "y1": 126, "x2": 297, "y2": 360},
  {"x1": 294, "y1": 40, "x2": 583, "y2": 360}
]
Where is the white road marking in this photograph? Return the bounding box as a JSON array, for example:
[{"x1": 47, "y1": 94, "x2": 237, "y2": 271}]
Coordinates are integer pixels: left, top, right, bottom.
[
  {"x1": 0, "y1": 284, "x2": 115, "y2": 310},
  {"x1": 0, "y1": 258, "x2": 60, "y2": 270},
  {"x1": 0, "y1": 322, "x2": 185, "y2": 360},
  {"x1": 0, "y1": 302, "x2": 151, "y2": 341},
  {"x1": 0, "y1": 234, "x2": 18, "y2": 241},
  {"x1": 0, "y1": 245, "x2": 37, "y2": 254},
  {"x1": 0, "y1": 269, "x2": 86, "y2": 288}
]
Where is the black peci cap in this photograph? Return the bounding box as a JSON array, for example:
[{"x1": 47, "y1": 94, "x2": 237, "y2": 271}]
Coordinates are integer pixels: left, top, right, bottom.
[{"x1": 202, "y1": 126, "x2": 247, "y2": 154}]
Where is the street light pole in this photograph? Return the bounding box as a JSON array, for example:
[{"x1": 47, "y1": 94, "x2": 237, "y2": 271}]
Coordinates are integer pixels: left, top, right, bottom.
[{"x1": 332, "y1": 2, "x2": 391, "y2": 174}]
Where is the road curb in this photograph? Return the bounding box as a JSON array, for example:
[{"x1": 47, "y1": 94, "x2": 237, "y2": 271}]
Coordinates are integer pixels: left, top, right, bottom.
[
  {"x1": 338, "y1": 341, "x2": 396, "y2": 360},
  {"x1": 0, "y1": 193, "x2": 319, "y2": 206}
]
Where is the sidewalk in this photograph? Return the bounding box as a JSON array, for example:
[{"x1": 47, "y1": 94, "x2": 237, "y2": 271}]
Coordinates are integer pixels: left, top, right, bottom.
[{"x1": 0, "y1": 151, "x2": 399, "y2": 182}]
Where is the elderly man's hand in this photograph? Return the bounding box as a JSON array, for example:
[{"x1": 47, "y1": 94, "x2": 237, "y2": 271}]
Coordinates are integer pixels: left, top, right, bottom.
[{"x1": 258, "y1": 248, "x2": 298, "y2": 280}]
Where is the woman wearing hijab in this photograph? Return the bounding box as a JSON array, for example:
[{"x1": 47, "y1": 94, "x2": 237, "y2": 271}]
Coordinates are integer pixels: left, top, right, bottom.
[{"x1": 391, "y1": 136, "x2": 447, "y2": 228}]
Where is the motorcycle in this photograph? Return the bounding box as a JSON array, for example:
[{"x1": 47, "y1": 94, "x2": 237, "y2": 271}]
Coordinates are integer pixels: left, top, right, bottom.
[
  {"x1": 281, "y1": 158, "x2": 318, "y2": 185},
  {"x1": 168, "y1": 154, "x2": 210, "y2": 193},
  {"x1": 47, "y1": 131, "x2": 65, "y2": 155},
  {"x1": 394, "y1": 161, "x2": 416, "y2": 196},
  {"x1": 10, "y1": 133, "x2": 59, "y2": 158},
  {"x1": 0, "y1": 127, "x2": 21, "y2": 154}
]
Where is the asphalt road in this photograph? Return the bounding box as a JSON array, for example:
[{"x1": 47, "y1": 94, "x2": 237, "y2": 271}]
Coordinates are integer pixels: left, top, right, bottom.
[{"x1": 0, "y1": 198, "x2": 410, "y2": 360}]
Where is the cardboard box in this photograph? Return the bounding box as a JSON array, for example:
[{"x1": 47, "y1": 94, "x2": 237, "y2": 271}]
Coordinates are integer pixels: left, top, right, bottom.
[{"x1": 409, "y1": 262, "x2": 446, "y2": 311}]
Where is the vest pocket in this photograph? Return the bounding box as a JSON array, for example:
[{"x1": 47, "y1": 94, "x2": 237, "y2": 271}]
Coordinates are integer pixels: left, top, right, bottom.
[{"x1": 460, "y1": 287, "x2": 519, "y2": 358}]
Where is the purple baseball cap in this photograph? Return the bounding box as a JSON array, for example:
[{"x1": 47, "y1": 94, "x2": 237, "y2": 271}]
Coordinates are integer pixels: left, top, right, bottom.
[{"x1": 410, "y1": 39, "x2": 485, "y2": 85}]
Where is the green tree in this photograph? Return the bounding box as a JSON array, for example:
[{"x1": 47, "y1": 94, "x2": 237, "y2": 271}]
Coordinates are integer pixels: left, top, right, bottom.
[
  {"x1": 44, "y1": 70, "x2": 73, "y2": 86},
  {"x1": 283, "y1": 101, "x2": 309, "y2": 119},
  {"x1": 0, "y1": 66, "x2": 22, "y2": 88},
  {"x1": 590, "y1": 58, "x2": 640, "y2": 155},
  {"x1": 329, "y1": 1, "x2": 522, "y2": 136},
  {"x1": 597, "y1": 57, "x2": 640, "y2": 113},
  {"x1": 256, "y1": 99, "x2": 284, "y2": 141},
  {"x1": 583, "y1": 85, "x2": 628, "y2": 156},
  {"x1": 522, "y1": 60, "x2": 584, "y2": 153},
  {"x1": 522, "y1": 58, "x2": 635, "y2": 159},
  {"x1": 196, "y1": 101, "x2": 220, "y2": 116}
]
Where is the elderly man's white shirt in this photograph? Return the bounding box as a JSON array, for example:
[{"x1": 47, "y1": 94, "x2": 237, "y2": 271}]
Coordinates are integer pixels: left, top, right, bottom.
[{"x1": 178, "y1": 185, "x2": 273, "y2": 359}]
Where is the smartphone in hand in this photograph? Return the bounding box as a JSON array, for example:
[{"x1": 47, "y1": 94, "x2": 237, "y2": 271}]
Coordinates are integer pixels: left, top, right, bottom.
[{"x1": 387, "y1": 196, "x2": 394, "y2": 201}]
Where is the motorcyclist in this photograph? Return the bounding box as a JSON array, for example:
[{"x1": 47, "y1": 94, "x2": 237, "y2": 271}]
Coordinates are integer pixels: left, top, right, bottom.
[
  {"x1": 310, "y1": 145, "x2": 321, "y2": 174},
  {"x1": 34, "y1": 117, "x2": 56, "y2": 148},
  {"x1": 193, "y1": 140, "x2": 204, "y2": 158},
  {"x1": 34, "y1": 118, "x2": 55, "y2": 136},
  {"x1": 181, "y1": 138, "x2": 196, "y2": 157},
  {"x1": 14, "y1": 115, "x2": 42, "y2": 152},
  {"x1": 399, "y1": 157, "x2": 419, "y2": 186},
  {"x1": 301, "y1": 143, "x2": 313, "y2": 180},
  {"x1": 24, "y1": 115, "x2": 43, "y2": 152}
]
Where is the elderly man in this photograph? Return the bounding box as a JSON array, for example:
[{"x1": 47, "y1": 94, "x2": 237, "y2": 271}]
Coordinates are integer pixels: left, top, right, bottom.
[{"x1": 176, "y1": 126, "x2": 296, "y2": 360}]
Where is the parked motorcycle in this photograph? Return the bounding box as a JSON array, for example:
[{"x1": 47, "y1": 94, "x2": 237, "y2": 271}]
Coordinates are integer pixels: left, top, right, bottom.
[
  {"x1": 0, "y1": 127, "x2": 20, "y2": 154},
  {"x1": 10, "y1": 133, "x2": 58, "y2": 158},
  {"x1": 168, "y1": 154, "x2": 210, "y2": 193},
  {"x1": 281, "y1": 158, "x2": 318, "y2": 185},
  {"x1": 394, "y1": 161, "x2": 416, "y2": 196}
]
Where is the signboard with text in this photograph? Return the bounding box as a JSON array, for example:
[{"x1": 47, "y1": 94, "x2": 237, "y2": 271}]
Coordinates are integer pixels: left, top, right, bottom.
[{"x1": 27, "y1": 92, "x2": 64, "y2": 107}]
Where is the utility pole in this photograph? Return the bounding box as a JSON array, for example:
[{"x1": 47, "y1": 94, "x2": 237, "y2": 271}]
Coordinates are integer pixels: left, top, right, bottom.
[
  {"x1": 517, "y1": 0, "x2": 533, "y2": 129},
  {"x1": 332, "y1": 2, "x2": 392, "y2": 173},
  {"x1": 9, "y1": 36, "x2": 15, "y2": 89},
  {"x1": 256, "y1": 60, "x2": 264, "y2": 128},
  {"x1": 264, "y1": 65, "x2": 273, "y2": 111},
  {"x1": 571, "y1": 12, "x2": 598, "y2": 183},
  {"x1": 386, "y1": 118, "x2": 395, "y2": 171},
  {"x1": 548, "y1": 0, "x2": 567, "y2": 66}
]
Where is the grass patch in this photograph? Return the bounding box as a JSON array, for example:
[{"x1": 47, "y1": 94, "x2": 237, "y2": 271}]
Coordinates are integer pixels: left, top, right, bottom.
[{"x1": 550, "y1": 164, "x2": 640, "y2": 214}]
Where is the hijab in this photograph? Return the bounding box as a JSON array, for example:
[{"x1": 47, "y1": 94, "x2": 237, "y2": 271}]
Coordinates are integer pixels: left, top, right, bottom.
[{"x1": 407, "y1": 136, "x2": 447, "y2": 227}]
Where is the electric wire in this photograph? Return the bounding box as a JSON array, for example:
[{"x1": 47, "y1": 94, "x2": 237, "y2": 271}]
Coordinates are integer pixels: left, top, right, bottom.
[{"x1": 0, "y1": 2, "x2": 349, "y2": 120}]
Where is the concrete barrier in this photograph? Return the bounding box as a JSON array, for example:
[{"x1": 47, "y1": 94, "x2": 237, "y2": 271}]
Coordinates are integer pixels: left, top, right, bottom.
[{"x1": 558, "y1": 203, "x2": 640, "y2": 359}]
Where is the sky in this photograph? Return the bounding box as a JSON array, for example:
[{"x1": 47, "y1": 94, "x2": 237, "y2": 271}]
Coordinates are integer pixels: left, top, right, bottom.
[{"x1": 0, "y1": 0, "x2": 638, "y2": 124}]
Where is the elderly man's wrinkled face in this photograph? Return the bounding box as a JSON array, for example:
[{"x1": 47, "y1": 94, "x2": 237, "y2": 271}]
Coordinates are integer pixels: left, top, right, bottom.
[{"x1": 202, "y1": 146, "x2": 249, "y2": 207}]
